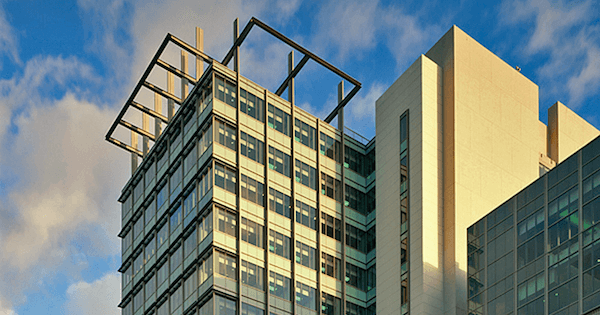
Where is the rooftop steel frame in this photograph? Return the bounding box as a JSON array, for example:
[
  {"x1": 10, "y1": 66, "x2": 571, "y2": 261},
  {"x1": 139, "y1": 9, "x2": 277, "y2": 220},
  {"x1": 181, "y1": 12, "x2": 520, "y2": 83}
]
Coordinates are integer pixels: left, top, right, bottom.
[{"x1": 105, "y1": 17, "x2": 362, "y2": 157}]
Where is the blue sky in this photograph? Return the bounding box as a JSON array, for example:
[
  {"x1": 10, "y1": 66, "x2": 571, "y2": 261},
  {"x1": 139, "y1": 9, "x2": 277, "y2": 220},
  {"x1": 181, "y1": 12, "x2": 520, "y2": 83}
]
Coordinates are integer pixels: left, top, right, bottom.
[{"x1": 0, "y1": 0, "x2": 598, "y2": 314}]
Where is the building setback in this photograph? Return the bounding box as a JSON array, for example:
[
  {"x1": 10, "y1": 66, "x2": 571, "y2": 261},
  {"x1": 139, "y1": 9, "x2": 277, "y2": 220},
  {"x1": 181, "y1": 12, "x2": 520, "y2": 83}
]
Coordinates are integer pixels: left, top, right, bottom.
[
  {"x1": 468, "y1": 135, "x2": 600, "y2": 315},
  {"x1": 107, "y1": 18, "x2": 599, "y2": 315}
]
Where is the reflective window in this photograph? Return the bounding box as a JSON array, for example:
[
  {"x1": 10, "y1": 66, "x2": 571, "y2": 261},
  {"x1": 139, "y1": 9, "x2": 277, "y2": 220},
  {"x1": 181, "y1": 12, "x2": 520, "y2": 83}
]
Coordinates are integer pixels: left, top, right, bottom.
[
  {"x1": 295, "y1": 159, "x2": 316, "y2": 190},
  {"x1": 268, "y1": 188, "x2": 291, "y2": 218},
  {"x1": 241, "y1": 260, "x2": 264, "y2": 291},
  {"x1": 241, "y1": 217, "x2": 264, "y2": 248},
  {"x1": 269, "y1": 271, "x2": 291, "y2": 301},
  {"x1": 319, "y1": 132, "x2": 341, "y2": 163},
  {"x1": 269, "y1": 229, "x2": 290, "y2": 259},
  {"x1": 240, "y1": 131, "x2": 264, "y2": 165},
  {"x1": 240, "y1": 88, "x2": 265, "y2": 122},
  {"x1": 268, "y1": 146, "x2": 291, "y2": 177},
  {"x1": 294, "y1": 118, "x2": 316, "y2": 150},
  {"x1": 295, "y1": 240, "x2": 316, "y2": 270},
  {"x1": 295, "y1": 200, "x2": 316, "y2": 230},
  {"x1": 296, "y1": 281, "x2": 317, "y2": 310},
  {"x1": 267, "y1": 104, "x2": 291, "y2": 136}
]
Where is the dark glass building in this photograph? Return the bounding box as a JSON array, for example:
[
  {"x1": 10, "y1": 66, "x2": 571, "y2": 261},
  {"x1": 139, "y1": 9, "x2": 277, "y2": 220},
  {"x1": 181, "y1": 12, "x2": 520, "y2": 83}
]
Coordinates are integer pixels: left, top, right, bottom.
[{"x1": 468, "y1": 136, "x2": 600, "y2": 315}]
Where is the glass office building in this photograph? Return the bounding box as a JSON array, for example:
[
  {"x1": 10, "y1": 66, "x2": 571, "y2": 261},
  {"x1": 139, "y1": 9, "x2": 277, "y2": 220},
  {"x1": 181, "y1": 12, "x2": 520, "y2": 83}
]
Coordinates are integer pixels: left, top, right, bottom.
[
  {"x1": 111, "y1": 20, "x2": 376, "y2": 315},
  {"x1": 468, "y1": 136, "x2": 600, "y2": 315},
  {"x1": 108, "y1": 18, "x2": 600, "y2": 315}
]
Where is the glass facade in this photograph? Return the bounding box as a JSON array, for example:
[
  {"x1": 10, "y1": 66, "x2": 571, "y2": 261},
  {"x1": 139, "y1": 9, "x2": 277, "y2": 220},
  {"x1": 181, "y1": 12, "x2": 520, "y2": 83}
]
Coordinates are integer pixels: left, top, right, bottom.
[
  {"x1": 468, "y1": 136, "x2": 600, "y2": 315},
  {"x1": 117, "y1": 62, "x2": 376, "y2": 315}
]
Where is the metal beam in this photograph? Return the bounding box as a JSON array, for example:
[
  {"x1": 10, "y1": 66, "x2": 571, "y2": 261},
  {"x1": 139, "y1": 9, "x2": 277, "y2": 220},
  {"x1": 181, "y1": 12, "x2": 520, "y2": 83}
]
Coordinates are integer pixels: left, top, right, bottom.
[
  {"x1": 324, "y1": 85, "x2": 361, "y2": 123},
  {"x1": 168, "y1": 34, "x2": 214, "y2": 63},
  {"x1": 156, "y1": 59, "x2": 197, "y2": 84},
  {"x1": 119, "y1": 120, "x2": 157, "y2": 141},
  {"x1": 143, "y1": 81, "x2": 182, "y2": 105},
  {"x1": 221, "y1": 19, "x2": 255, "y2": 66},
  {"x1": 105, "y1": 35, "x2": 170, "y2": 141},
  {"x1": 107, "y1": 137, "x2": 143, "y2": 157},
  {"x1": 130, "y1": 101, "x2": 169, "y2": 124},
  {"x1": 275, "y1": 54, "x2": 309, "y2": 96}
]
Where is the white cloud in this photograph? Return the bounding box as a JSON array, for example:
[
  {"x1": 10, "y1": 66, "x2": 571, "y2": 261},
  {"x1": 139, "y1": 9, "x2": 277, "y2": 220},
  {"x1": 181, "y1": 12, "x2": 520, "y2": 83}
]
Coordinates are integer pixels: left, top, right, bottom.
[
  {"x1": 311, "y1": 0, "x2": 442, "y2": 72},
  {"x1": 0, "y1": 56, "x2": 126, "y2": 310},
  {"x1": 64, "y1": 272, "x2": 121, "y2": 315},
  {"x1": 346, "y1": 83, "x2": 386, "y2": 139},
  {"x1": 0, "y1": 301, "x2": 17, "y2": 315},
  {"x1": 500, "y1": 0, "x2": 600, "y2": 107}
]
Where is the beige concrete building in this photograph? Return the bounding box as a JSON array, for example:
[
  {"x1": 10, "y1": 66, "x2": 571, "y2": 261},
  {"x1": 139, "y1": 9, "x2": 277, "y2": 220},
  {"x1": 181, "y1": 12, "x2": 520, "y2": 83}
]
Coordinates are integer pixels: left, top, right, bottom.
[{"x1": 376, "y1": 25, "x2": 599, "y2": 315}]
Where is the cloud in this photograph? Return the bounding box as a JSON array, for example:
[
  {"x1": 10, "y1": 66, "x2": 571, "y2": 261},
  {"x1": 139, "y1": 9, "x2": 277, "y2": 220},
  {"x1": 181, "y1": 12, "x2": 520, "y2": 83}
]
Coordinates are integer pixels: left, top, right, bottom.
[
  {"x1": 346, "y1": 83, "x2": 386, "y2": 139},
  {"x1": 0, "y1": 56, "x2": 126, "y2": 310},
  {"x1": 64, "y1": 272, "x2": 121, "y2": 315},
  {"x1": 0, "y1": 301, "x2": 17, "y2": 315},
  {"x1": 311, "y1": 0, "x2": 442, "y2": 71},
  {"x1": 500, "y1": 0, "x2": 600, "y2": 107},
  {"x1": 0, "y1": 3, "x2": 20, "y2": 68}
]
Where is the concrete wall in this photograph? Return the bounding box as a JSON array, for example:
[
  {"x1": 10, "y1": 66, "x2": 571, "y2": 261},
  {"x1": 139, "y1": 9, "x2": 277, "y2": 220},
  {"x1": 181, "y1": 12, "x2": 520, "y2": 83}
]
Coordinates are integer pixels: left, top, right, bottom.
[{"x1": 548, "y1": 101, "x2": 600, "y2": 163}]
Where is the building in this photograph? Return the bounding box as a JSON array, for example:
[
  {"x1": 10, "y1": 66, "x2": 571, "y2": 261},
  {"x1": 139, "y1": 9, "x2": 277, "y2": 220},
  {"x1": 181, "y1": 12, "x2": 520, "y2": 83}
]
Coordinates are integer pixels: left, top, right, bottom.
[
  {"x1": 467, "y1": 135, "x2": 600, "y2": 315},
  {"x1": 106, "y1": 18, "x2": 599, "y2": 315}
]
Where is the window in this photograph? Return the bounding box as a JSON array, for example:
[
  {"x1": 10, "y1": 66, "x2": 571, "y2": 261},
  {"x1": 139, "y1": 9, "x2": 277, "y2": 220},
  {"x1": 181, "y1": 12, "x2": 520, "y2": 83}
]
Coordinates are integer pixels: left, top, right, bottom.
[
  {"x1": 367, "y1": 264, "x2": 376, "y2": 290},
  {"x1": 170, "y1": 204, "x2": 182, "y2": 234},
  {"x1": 183, "y1": 189, "x2": 196, "y2": 219},
  {"x1": 269, "y1": 271, "x2": 291, "y2": 301},
  {"x1": 134, "y1": 288, "x2": 144, "y2": 312},
  {"x1": 170, "y1": 246, "x2": 182, "y2": 273},
  {"x1": 198, "y1": 253, "x2": 213, "y2": 285},
  {"x1": 549, "y1": 252, "x2": 578, "y2": 290},
  {"x1": 268, "y1": 146, "x2": 291, "y2": 177},
  {"x1": 296, "y1": 282, "x2": 317, "y2": 310},
  {"x1": 145, "y1": 198, "x2": 156, "y2": 225},
  {"x1": 157, "y1": 182, "x2": 168, "y2": 212},
  {"x1": 170, "y1": 127, "x2": 182, "y2": 152},
  {"x1": 548, "y1": 278, "x2": 578, "y2": 314},
  {"x1": 198, "y1": 165, "x2": 213, "y2": 199},
  {"x1": 268, "y1": 188, "x2": 291, "y2": 218},
  {"x1": 295, "y1": 159, "x2": 317, "y2": 190},
  {"x1": 269, "y1": 229, "x2": 291, "y2": 259},
  {"x1": 517, "y1": 208, "x2": 544, "y2": 244},
  {"x1": 214, "y1": 163, "x2": 236, "y2": 194},
  {"x1": 198, "y1": 123, "x2": 213, "y2": 156},
  {"x1": 216, "y1": 251, "x2": 237, "y2": 280},
  {"x1": 321, "y1": 172, "x2": 341, "y2": 202},
  {"x1": 346, "y1": 185, "x2": 366, "y2": 214},
  {"x1": 134, "y1": 252, "x2": 143, "y2": 275},
  {"x1": 184, "y1": 228, "x2": 197, "y2": 258},
  {"x1": 346, "y1": 224, "x2": 365, "y2": 252},
  {"x1": 321, "y1": 212, "x2": 341, "y2": 241},
  {"x1": 548, "y1": 186, "x2": 578, "y2": 226},
  {"x1": 295, "y1": 200, "x2": 316, "y2": 230},
  {"x1": 241, "y1": 174, "x2": 265, "y2": 206},
  {"x1": 157, "y1": 259, "x2": 169, "y2": 286},
  {"x1": 346, "y1": 302, "x2": 367, "y2": 315},
  {"x1": 242, "y1": 303, "x2": 264, "y2": 315},
  {"x1": 184, "y1": 145, "x2": 197, "y2": 175},
  {"x1": 215, "y1": 75, "x2": 236, "y2": 108},
  {"x1": 198, "y1": 210, "x2": 213, "y2": 242},
  {"x1": 517, "y1": 272, "x2": 544, "y2": 307},
  {"x1": 321, "y1": 292, "x2": 342, "y2": 315},
  {"x1": 240, "y1": 88, "x2": 264, "y2": 122},
  {"x1": 215, "y1": 119, "x2": 236, "y2": 151},
  {"x1": 170, "y1": 285, "x2": 183, "y2": 313},
  {"x1": 584, "y1": 169, "x2": 600, "y2": 203},
  {"x1": 295, "y1": 240, "x2": 316, "y2": 270},
  {"x1": 134, "y1": 178, "x2": 144, "y2": 204},
  {"x1": 400, "y1": 114, "x2": 408, "y2": 143},
  {"x1": 346, "y1": 263, "x2": 366, "y2": 291},
  {"x1": 240, "y1": 131, "x2": 264, "y2": 164},
  {"x1": 548, "y1": 212, "x2": 578, "y2": 250},
  {"x1": 241, "y1": 217, "x2": 264, "y2": 248},
  {"x1": 241, "y1": 260, "x2": 264, "y2": 290},
  {"x1": 122, "y1": 229, "x2": 132, "y2": 253},
  {"x1": 170, "y1": 163, "x2": 183, "y2": 198},
  {"x1": 583, "y1": 196, "x2": 600, "y2": 231},
  {"x1": 321, "y1": 252, "x2": 342, "y2": 280},
  {"x1": 366, "y1": 225, "x2": 376, "y2": 253},
  {"x1": 157, "y1": 147, "x2": 168, "y2": 170},
  {"x1": 319, "y1": 132, "x2": 341, "y2": 163},
  {"x1": 134, "y1": 216, "x2": 144, "y2": 239},
  {"x1": 145, "y1": 273, "x2": 156, "y2": 299},
  {"x1": 517, "y1": 233, "x2": 544, "y2": 268},
  {"x1": 157, "y1": 222, "x2": 168, "y2": 248},
  {"x1": 145, "y1": 237, "x2": 156, "y2": 263},
  {"x1": 345, "y1": 146, "x2": 365, "y2": 176},
  {"x1": 123, "y1": 264, "x2": 132, "y2": 287},
  {"x1": 184, "y1": 270, "x2": 197, "y2": 300},
  {"x1": 216, "y1": 206, "x2": 237, "y2": 237},
  {"x1": 156, "y1": 300, "x2": 168, "y2": 315},
  {"x1": 294, "y1": 118, "x2": 316, "y2": 149},
  {"x1": 267, "y1": 104, "x2": 290, "y2": 136},
  {"x1": 215, "y1": 295, "x2": 237, "y2": 315},
  {"x1": 198, "y1": 82, "x2": 212, "y2": 114}
]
